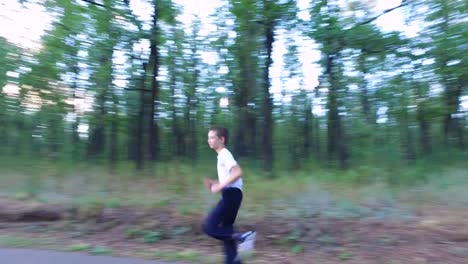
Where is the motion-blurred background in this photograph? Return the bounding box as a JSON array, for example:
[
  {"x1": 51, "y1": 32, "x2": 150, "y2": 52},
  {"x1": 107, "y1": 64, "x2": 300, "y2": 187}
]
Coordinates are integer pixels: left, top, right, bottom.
[{"x1": 0, "y1": 0, "x2": 467, "y2": 262}]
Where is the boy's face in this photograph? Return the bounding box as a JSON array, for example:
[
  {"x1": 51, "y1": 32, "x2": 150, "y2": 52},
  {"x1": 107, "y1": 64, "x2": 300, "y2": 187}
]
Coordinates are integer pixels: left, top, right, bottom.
[{"x1": 208, "y1": 130, "x2": 224, "y2": 150}]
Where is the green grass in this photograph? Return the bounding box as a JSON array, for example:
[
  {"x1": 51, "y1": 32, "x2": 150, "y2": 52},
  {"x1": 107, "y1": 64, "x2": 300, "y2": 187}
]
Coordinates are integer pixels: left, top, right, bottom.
[
  {"x1": 66, "y1": 243, "x2": 92, "y2": 252},
  {"x1": 89, "y1": 246, "x2": 112, "y2": 255},
  {"x1": 0, "y1": 157, "x2": 467, "y2": 264},
  {"x1": 0, "y1": 158, "x2": 467, "y2": 221},
  {"x1": 66, "y1": 243, "x2": 112, "y2": 255},
  {"x1": 143, "y1": 231, "x2": 161, "y2": 244},
  {"x1": 0, "y1": 235, "x2": 54, "y2": 248},
  {"x1": 338, "y1": 251, "x2": 353, "y2": 261}
]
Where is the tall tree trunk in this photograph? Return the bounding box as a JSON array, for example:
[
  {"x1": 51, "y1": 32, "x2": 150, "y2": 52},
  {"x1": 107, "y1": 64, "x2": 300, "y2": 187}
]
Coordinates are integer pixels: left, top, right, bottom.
[
  {"x1": 234, "y1": 20, "x2": 258, "y2": 159},
  {"x1": 417, "y1": 101, "x2": 432, "y2": 155},
  {"x1": 0, "y1": 91, "x2": 5, "y2": 154},
  {"x1": 148, "y1": 3, "x2": 160, "y2": 161},
  {"x1": 400, "y1": 109, "x2": 416, "y2": 161},
  {"x1": 234, "y1": 52, "x2": 250, "y2": 158},
  {"x1": 314, "y1": 114, "x2": 321, "y2": 160},
  {"x1": 325, "y1": 54, "x2": 348, "y2": 168},
  {"x1": 135, "y1": 63, "x2": 147, "y2": 170},
  {"x1": 436, "y1": 1, "x2": 463, "y2": 148},
  {"x1": 442, "y1": 82, "x2": 463, "y2": 148},
  {"x1": 303, "y1": 100, "x2": 312, "y2": 159},
  {"x1": 109, "y1": 92, "x2": 119, "y2": 173},
  {"x1": 87, "y1": 6, "x2": 115, "y2": 160},
  {"x1": 457, "y1": 111, "x2": 466, "y2": 150},
  {"x1": 170, "y1": 69, "x2": 182, "y2": 157},
  {"x1": 71, "y1": 64, "x2": 81, "y2": 159},
  {"x1": 88, "y1": 88, "x2": 107, "y2": 158},
  {"x1": 358, "y1": 56, "x2": 375, "y2": 125},
  {"x1": 233, "y1": 103, "x2": 248, "y2": 157},
  {"x1": 71, "y1": 116, "x2": 80, "y2": 157},
  {"x1": 360, "y1": 85, "x2": 375, "y2": 124},
  {"x1": 88, "y1": 53, "x2": 111, "y2": 158},
  {"x1": 189, "y1": 116, "x2": 198, "y2": 163},
  {"x1": 185, "y1": 68, "x2": 199, "y2": 162},
  {"x1": 262, "y1": 21, "x2": 274, "y2": 172},
  {"x1": 184, "y1": 93, "x2": 192, "y2": 158}
]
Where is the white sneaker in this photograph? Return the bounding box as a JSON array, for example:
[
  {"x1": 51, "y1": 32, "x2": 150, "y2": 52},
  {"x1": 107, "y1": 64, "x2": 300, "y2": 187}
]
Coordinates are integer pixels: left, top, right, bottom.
[{"x1": 238, "y1": 231, "x2": 256, "y2": 252}]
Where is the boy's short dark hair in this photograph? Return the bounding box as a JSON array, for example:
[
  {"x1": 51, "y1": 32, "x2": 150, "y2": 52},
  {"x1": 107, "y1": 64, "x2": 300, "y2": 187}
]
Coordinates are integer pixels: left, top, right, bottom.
[{"x1": 209, "y1": 127, "x2": 229, "y2": 145}]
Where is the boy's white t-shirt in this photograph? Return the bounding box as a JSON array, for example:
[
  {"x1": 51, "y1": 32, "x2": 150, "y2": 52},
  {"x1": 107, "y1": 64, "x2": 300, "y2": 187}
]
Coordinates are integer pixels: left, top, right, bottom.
[{"x1": 217, "y1": 148, "x2": 243, "y2": 190}]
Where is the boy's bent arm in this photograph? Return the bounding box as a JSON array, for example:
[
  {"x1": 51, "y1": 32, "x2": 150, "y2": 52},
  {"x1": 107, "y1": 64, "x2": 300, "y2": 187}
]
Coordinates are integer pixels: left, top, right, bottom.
[{"x1": 220, "y1": 164, "x2": 243, "y2": 188}]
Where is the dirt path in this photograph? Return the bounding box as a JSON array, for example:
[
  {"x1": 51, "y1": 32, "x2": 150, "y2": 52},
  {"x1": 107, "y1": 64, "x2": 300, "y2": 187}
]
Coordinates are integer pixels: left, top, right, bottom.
[
  {"x1": 0, "y1": 248, "x2": 180, "y2": 264},
  {"x1": 1, "y1": 198, "x2": 468, "y2": 263}
]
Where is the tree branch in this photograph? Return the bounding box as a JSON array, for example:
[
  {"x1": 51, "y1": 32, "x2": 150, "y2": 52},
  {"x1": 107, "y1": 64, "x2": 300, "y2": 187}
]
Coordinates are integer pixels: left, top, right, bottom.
[
  {"x1": 79, "y1": 0, "x2": 144, "y2": 35},
  {"x1": 358, "y1": 0, "x2": 409, "y2": 26},
  {"x1": 80, "y1": 0, "x2": 106, "y2": 8}
]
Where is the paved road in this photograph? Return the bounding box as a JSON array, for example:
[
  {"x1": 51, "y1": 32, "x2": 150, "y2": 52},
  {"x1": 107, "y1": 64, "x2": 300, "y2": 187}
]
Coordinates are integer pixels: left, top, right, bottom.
[{"x1": 0, "y1": 248, "x2": 178, "y2": 264}]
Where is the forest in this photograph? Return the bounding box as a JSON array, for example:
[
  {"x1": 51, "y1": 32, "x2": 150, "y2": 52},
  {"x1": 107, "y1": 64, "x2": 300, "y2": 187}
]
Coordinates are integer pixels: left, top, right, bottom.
[{"x1": 0, "y1": 0, "x2": 467, "y2": 263}]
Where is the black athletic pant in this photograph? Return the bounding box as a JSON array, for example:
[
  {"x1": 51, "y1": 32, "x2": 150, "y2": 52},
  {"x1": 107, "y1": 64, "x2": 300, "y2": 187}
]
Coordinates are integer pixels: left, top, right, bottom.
[{"x1": 203, "y1": 187, "x2": 243, "y2": 264}]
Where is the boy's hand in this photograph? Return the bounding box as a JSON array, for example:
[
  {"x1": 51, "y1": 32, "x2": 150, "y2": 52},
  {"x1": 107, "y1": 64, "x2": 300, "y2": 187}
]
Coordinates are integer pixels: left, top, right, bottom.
[
  {"x1": 204, "y1": 178, "x2": 214, "y2": 189},
  {"x1": 210, "y1": 182, "x2": 223, "y2": 193}
]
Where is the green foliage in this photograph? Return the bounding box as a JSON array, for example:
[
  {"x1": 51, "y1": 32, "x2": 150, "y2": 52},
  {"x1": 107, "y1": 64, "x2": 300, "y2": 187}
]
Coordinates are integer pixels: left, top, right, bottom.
[
  {"x1": 283, "y1": 229, "x2": 302, "y2": 244},
  {"x1": 152, "y1": 198, "x2": 171, "y2": 208},
  {"x1": 338, "y1": 251, "x2": 353, "y2": 261},
  {"x1": 171, "y1": 250, "x2": 202, "y2": 261},
  {"x1": 14, "y1": 191, "x2": 32, "y2": 201},
  {"x1": 105, "y1": 197, "x2": 122, "y2": 208},
  {"x1": 170, "y1": 226, "x2": 191, "y2": 238},
  {"x1": 89, "y1": 246, "x2": 112, "y2": 255},
  {"x1": 126, "y1": 228, "x2": 146, "y2": 239},
  {"x1": 0, "y1": 0, "x2": 466, "y2": 177},
  {"x1": 153, "y1": 249, "x2": 203, "y2": 262},
  {"x1": 143, "y1": 231, "x2": 162, "y2": 244},
  {"x1": 0, "y1": 235, "x2": 40, "y2": 248},
  {"x1": 66, "y1": 243, "x2": 92, "y2": 252}
]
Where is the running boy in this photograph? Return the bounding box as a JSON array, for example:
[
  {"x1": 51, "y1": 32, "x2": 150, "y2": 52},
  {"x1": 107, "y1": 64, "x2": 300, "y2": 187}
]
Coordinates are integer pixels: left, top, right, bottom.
[{"x1": 203, "y1": 127, "x2": 256, "y2": 264}]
